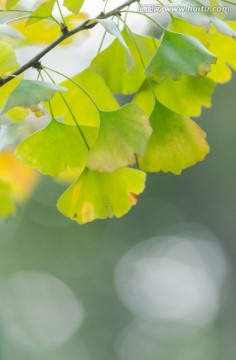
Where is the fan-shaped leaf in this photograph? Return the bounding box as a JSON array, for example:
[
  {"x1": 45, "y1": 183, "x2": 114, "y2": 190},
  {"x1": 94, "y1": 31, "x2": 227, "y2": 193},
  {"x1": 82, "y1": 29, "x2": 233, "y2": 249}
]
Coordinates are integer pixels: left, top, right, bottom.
[
  {"x1": 1, "y1": 80, "x2": 67, "y2": 114},
  {"x1": 0, "y1": 78, "x2": 29, "y2": 121},
  {"x1": 57, "y1": 168, "x2": 146, "y2": 224},
  {"x1": 26, "y1": 0, "x2": 56, "y2": 26},
  {"x1": 87, "y1": 104, "x2": 152, "y2": 172},
  {"x1": 139, "y1": 101, "x2": 210, "y2": 174},
  {"x1": 16, "y1": 118, "x2": 98, "y2": 177},
  {"x1": 145, "y1": 30, "x2": 217, "y2": 82},
  {"x1": 169, "y1": 17, "x2": 236, "y2": 83}
]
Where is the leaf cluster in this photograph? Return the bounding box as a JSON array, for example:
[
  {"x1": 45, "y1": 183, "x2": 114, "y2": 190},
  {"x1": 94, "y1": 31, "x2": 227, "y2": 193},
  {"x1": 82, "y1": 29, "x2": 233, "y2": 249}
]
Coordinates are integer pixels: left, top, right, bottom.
[{"x1": 0, "y1": 0, "x2": 235, "y2": 223}]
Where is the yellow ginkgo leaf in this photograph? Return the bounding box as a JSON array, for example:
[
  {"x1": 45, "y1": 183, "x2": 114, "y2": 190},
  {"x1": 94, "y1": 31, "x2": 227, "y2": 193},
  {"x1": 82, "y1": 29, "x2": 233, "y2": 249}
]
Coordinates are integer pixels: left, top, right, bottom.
[{"x1": 0, "y1": 40, "x2": 19, "y2": 74}]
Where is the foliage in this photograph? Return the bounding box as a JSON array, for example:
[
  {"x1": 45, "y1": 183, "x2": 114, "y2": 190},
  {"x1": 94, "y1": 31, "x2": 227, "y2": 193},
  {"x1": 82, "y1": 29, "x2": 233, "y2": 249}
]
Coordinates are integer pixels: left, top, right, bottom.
[{"x1": 0, "y1": 0, "x2": 235, "y2": 223}]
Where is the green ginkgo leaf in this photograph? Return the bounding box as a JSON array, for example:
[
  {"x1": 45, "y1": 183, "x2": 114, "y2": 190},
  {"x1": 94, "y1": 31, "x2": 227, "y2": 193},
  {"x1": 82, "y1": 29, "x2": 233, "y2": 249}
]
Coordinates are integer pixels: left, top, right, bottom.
[
  {"x1": 139, "y1": 101, "x2": 210, "y2": 174},
  {"x1": 0, "y1": 181, "x2": 16, "y2": 218},
  {"x1": 57, "y1": 168, "x2": 146, "y2": 224},
  {"x1": 91, "y1": 29, "x2": 158, "y2": 94},
  {"x1": 26, "y1": 0, "x2": 56, "y2": 26},
  {"x1": 0, "y1": 41, "x2": 19, "y2": 74},
  {"x1": 15, "y1": 118, "x2": 98, "y2": 177},
  {"x1": 134, "y1": 75, "x2": 215, "y2": 117},
  {"x1": 87, "y1": 104, "x2": 152, "y2": 172},
  {"x1": 0, "y1": 78, "x2": 29, "y2": 122},
  {"x1": 50, "y1": 67, "x2": 119, "y2": 127},
  {"x1": 145, "y1": 30, "x2": 217, "y2": 82},
  {"x1": 63, "y1": 0, "x2": 84, "y2": 14},
  {"x1": 168, "y1": 17, "x2": 236, "y2": 83},
  {"x1": 1, "y1": 80, "x2": 67, "y2": 114}
]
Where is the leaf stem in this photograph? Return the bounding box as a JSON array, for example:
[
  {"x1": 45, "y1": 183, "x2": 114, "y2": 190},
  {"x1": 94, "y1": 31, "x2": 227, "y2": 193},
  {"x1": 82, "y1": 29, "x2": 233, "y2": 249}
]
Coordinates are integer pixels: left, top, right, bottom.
[
  {"x1": 0, "y1": 9, "x2": 32, "y2": 13},
  {"x1": 119, "y1": 17, "x2": 146, "y2": 68},
  {"x1": 38, "y1": 71, "x2": 55, "y2": 118},
  {"x1": 6, "y1": 15, "x2": 30, "y2": 23},
  {"x1": 97, "y1": 28, "x2": 108, "y2": 54},
  {"x1": 97, "y1": 14, "x2": 116, "y2": 54},
  {"x1": 155, "y1": 0, "x2": 165, "y2": 6},
  {"x1": 0, "y1": 0, "x2": 140, "y2": 88},
  {"x1": 49, "y1": 15, "x2": 63, "y2": 27},
  {"x1": 5, "y1": 13, "x2": 63, "y2": 26},
  {"x1": 148, "y1": 23, "x2": 158, "y2": 50},
  {"x1": 42, "y1": 68, "x2": 90, "y2": 151},
  {"x1": 103, "y1": 0, "x2": 110, "y2": 13},
  {"x1": 56, "y1": 0, "x2": 67, "y2": 28},
  {"x1": 119, "y1": 18, "x2": 158, "y2": 101}
]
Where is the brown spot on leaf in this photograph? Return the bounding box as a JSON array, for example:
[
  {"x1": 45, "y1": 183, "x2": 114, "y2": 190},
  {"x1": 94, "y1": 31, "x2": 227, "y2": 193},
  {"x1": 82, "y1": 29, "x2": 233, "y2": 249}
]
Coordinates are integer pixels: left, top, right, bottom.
[{"x1": 129, "y1": 192, "x2": 139, "y2": 205}]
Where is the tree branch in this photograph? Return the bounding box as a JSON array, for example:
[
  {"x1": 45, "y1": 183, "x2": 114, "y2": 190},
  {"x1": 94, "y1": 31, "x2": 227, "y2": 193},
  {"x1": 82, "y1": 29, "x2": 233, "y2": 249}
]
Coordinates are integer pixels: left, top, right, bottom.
[{"x1": 0, "y1": 0, "x2": 139, "y2": 88}]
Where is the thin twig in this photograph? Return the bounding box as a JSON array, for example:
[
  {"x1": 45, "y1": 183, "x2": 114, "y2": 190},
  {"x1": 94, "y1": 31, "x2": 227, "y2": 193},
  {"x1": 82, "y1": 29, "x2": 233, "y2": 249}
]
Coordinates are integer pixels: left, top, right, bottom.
[{"x1": 0, "y1": 0, "x2": 139, "y2": 88}]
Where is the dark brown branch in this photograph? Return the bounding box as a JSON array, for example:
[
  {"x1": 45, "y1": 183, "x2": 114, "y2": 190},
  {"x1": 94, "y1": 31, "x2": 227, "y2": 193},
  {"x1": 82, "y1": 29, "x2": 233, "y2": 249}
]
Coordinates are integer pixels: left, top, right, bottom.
[{"x1": 0, "y1": 0, "x2": 139, "y2": 87}]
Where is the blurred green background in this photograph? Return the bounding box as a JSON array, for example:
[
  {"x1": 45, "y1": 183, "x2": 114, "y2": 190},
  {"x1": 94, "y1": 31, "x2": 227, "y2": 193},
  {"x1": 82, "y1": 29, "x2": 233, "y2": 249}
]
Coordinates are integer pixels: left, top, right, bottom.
[{"x1": 0, "y1": 75, "x2": 235, "y2": 360}]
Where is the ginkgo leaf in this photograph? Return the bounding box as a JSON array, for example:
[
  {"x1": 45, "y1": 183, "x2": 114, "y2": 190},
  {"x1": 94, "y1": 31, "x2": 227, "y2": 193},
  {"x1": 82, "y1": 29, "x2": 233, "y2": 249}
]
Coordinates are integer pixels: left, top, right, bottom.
[
  {"x1": 50, "y1": 67, "x2": 119, "y2": 127},
  {"x1": 0, "y1": 149, "x2": 38, "y2": 202},
  {"x1": 97, "y1": 18, "x2": 134, "y2": 71},
  {"x1": 63, "y1": 0, "x2": 84, "y2": 14},
  {"x1": 0, "y1": 24, "x2": 24, "y2": 38},
  {"x1": 0, "y1": 78, "x2": 29, "y2": 121},
  {"x1": 57, "y1": 168, "x2": 146, "y2": 224},
  {"x1": 168, "y1": 17, "x2": 236, "y2": 83},
  {"x1": 91, "y1": 29, "x2": 158, "y2": 94},
  {"x1": 139, "y1": 101, "x2": 210, "y2": 175},
  {"x1": 6, "y1": 0, "x2": 19, "y2": 9},
  {"x1": 1, "y1": 80, "x2": 67, "y2": 114},
  {"x1": 145, "y1": 30, "x2": 217, "y2": 82},
  {"x1": 87, "y1": 104, "x2": 152, "y2": 172},
  {"x1": 0, "y1": 40, "x2": 19, "y2": 74},
  {"x1": 26, "y1": 0, "x2": 56, "y2": 26},
  {"x1": 134, "y1": 75, "x2": 215, "y2": 117},
  {"x1": 16, "y1": 118, "x2": 98, "y2": 177},
  {"x1": 0, "y1": 180, "x2": 16, "y2": 218}
]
